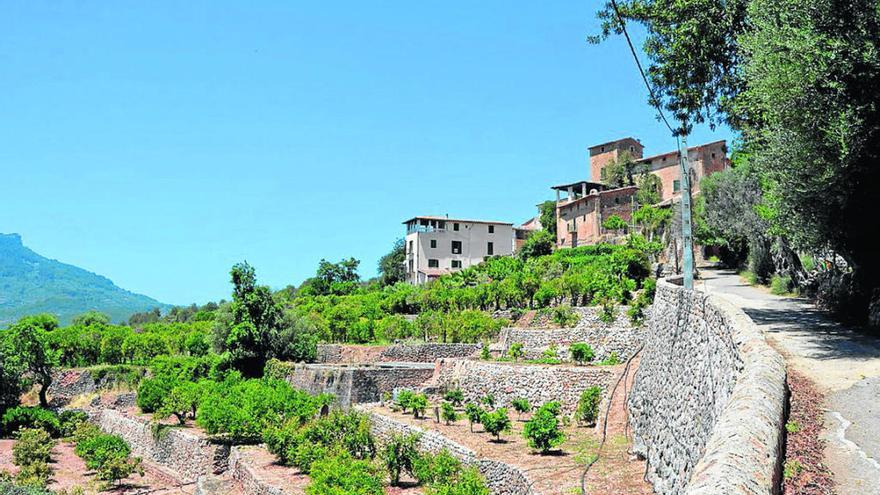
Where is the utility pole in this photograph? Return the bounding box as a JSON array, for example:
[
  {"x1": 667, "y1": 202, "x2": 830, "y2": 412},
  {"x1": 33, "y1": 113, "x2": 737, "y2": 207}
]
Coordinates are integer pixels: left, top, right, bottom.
[{"x1": 678, "y1": 130, "x2": 694, "y2": 289}]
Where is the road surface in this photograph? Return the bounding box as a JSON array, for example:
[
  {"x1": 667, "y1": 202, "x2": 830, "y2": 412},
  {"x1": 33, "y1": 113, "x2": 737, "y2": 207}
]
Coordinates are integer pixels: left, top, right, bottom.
[{"x1": 700, "y1": 268, "x2": 880, "y2": 494}]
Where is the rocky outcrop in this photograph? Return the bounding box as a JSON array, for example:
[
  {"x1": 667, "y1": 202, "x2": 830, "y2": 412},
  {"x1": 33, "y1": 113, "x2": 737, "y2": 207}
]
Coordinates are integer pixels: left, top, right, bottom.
[{"x1": 628, "y1": 277, "x2": 786, "y2": 495}]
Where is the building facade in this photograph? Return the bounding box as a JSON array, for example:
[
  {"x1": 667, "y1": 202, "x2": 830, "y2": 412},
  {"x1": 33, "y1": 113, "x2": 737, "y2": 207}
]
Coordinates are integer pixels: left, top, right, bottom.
[
  {"x1": 588, "y1": 138, "x2": 729, "y2": 202},
  {"x1": 403, "y1": 216, "x2": 514, "y2": 284},
  {"x1": 552, "y1": 181, "x2": 638, "y2": 248}
]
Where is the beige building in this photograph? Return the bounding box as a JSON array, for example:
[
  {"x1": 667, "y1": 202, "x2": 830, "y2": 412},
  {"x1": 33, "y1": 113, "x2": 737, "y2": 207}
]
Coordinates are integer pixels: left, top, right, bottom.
[{"x1": 403, "y1": 216, "x2": 514, "y2": 284}]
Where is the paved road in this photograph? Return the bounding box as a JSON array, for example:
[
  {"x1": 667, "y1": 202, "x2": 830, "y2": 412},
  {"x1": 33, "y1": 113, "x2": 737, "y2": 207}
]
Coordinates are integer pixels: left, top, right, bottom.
[{"x1": 700, "y1": 268, "x2": 880, "y2": 494}]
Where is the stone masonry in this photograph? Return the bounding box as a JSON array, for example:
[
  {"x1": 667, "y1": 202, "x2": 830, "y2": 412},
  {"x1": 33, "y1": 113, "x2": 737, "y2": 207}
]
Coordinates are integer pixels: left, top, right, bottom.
[
  {"x1": 628, "y1": 277, "x2": 786, "y2": 495},
  {"x1": 495, "y1": 307, "x2": 644, "y2": 362},
  {"x1": 316, "y1": 343, "x2": 481, "y2": 363},
  {"x1": 364, "y1": 409, "x2": 533, "y2": 495},
  {"x1": 95, "y1": 409, "x2": 230, "y2": 483},
  {"x1": 434, "y1": 359, "x2": 617, "y2": 414}
]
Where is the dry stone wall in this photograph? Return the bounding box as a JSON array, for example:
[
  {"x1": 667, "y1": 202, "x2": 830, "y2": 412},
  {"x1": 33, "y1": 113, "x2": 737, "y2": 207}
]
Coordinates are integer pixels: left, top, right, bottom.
[
  {"x1": 496, "y1": 307, "x2": 644, "y2": 362},
  {"x1": 94, "y1": 409, "x2": 230, "y2": 483},
  {"x1": 365, "y1": 410, "x2": 533, "y2": 495},
  {"x1": 434, "y1": 359, "x2": 616, "y2": 414},
  {"x1": 316, "y1": 343, "x2": 480, "y2": 363},
  {"x1": 273, "y1": 361, "x2": 436, "y2": 407},
  {"x1": 228, "y1": 446, "x2": 289, "y2": 495},
  {"x1": 628, "y1": 277, "x2": 786, "y2": 495}
]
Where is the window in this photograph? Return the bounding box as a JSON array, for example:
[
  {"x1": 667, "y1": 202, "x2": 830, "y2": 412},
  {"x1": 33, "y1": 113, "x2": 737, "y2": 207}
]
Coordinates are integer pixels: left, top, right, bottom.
[
  {"x1": 428, "y1": 259, "x2": 439, "y2": 268},
  {"x1": 453, "y1": 223, "x2": 460, "y2": 231},
  {"x1": 408, "y1": 260, "x2": 413, "y2": 272},
  {"x1": 629, "y1": 146, "x2": 634, "y2": 152},
  {"x1": 600, "y1": 146, "x2": 605, "y2": 152},
  {"x1": 430, "y1": 239, "x2": 437, "y2": 248},
  {"x1": 451, "y1": 240, "x2": 462, "y2": 254},
  {"x1": 451, "y1": 260, "x2": 462, "y2": 269},
  {"x1": 408, "y1": 240, "x2": 413, "y2": 253},
  {"x1": 488, "y1": 225, "x2": 494, "y2": 234},
  {"x1": 711, "y1": 152, "x2": 716, "y2": 159},
  {"x1": 487, "y1": 242, "x2": 494, "y2": 255},
  {"x1": 673, "y1": 179, "x2": 681, "y2": 192}
]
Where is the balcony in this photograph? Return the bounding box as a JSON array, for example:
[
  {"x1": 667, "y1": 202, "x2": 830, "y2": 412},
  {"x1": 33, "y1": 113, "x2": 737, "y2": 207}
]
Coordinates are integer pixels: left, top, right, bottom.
[{"x1": 407, "y1": 225, "x2": 447, "y2": 234}]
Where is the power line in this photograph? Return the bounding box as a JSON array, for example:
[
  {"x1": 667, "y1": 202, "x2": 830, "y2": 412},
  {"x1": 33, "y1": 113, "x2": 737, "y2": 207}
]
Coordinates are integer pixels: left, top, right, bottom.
[{"x1": 608, "y1": 0, "x2": 676, "y2": 136}]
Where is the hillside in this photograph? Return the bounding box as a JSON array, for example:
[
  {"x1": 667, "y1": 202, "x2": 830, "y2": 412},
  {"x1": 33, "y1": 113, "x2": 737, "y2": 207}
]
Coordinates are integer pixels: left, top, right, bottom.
[{"x1": 0, "y1": 233, "x2": 168, "y2": 326}]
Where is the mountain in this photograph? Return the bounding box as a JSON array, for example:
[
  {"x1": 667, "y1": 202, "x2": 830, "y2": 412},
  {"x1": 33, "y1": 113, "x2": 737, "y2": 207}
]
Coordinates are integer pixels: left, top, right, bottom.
[{"x1": 0, "y1": 233, "x2": 169, "y2": 326}]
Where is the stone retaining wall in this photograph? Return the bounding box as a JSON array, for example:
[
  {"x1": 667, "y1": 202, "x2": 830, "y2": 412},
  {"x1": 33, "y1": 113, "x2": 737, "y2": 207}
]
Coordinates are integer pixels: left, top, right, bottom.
[
  {"x1": 365, "y1": 410, "x2": 533, "y2": 495},
  {"x1": 94, "y1": 409, "x2": 230, "y2": 483},
  {"x1": 229, "y1": 447, "x2": 289, "y2": 495},
  {"x1": 270, "y1": 361, "x2": 436, "y2": 407},
  {"x1": 434, "y1": 359, "x2": 617, "y2": 414},
  {"x1": 316, "y1": 343, "x2": 480, "y2": 363},
  {"x1": 495, "y1": 307, "x2": 644, "y2": 362},
  {"x1": 628, "y1": 277, "x2": 786, "y2": 495},
  {"x1": 48, "y1": 366, "x2": 146, "y2": 404}
]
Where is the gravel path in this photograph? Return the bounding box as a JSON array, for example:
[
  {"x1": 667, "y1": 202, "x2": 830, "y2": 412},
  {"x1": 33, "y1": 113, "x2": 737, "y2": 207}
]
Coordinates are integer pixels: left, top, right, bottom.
[{"x1": 700, "y1": 268, "x2": 880, "y2": 494}]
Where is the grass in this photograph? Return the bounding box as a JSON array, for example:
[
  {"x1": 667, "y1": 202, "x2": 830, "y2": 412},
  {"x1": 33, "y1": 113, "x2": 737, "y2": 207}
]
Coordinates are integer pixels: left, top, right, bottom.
[
  {"x1": 770, "y1": 275, "x2": 793, "y2": 296},
  {"x1": 739, "y1": 270, "x2": 759, "y2": 285},
  {"x1": 785, "y1": 420, "x2": 801, "y2": 434},
  {"x1": 783, "y1": 459, "x2": 804, "y2": 480}
]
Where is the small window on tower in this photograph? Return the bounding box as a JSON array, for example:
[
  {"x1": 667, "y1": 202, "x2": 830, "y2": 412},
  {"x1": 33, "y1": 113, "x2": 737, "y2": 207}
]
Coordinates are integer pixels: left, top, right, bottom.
[
  {"x1": 488, "y1": 225, "x2": 494, "y2": 234},
  {"x1": 430, "y1": 239, "x2": 437, "y2": 248},
  {"x1": 451, "y1": 260, "x2": 462, "y2": 269},
  {"x1": 673, "y1": 179, "x2": 681, "y2": 192},
  {"x1": 428, "y1": 259, "x2": 439, "y2": 268},
  {"x1": 487, "y1": 242, "x2": 494, "y2": 256},
  {"x1": 453, "y1": 223, "x2": 460, "y2": 231}
]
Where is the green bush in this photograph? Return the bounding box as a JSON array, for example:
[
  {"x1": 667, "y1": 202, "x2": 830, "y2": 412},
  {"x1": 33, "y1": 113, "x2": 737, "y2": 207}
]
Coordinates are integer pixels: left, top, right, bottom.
[
  {"x1": 306, "y1": 452, "x2": 383, "y2": 495},
  {"x1": 464, "y1": 403, "x2": 484, "y2": 433},
  {"x1": 264, "y1": 410, "x2": 374, "y2": 472},
  {"x1": 440, "y1": 402, "x2": 458, "y2": 425},
  {"x1": 480, "y1": 394, "x2": 495, "y2": 409},
  {"x1": 380, "y1": 432, "x2": 420, "y2": 486},
  {"x1": 0, "y1": 481, "x2": 54, "y2": 495},
  {"x1": 58, "y1": 410, "x2": 88, "y2": 438},
  {"x1": 598, "y1": 352, "x2": 621, "y2": 366},
  {"x1": 511, "y1": 398, "x2": 531, "y2": 419},
  {"x1": 395, "y1": 390, "x2": 415, "y2": 413},
  {"x1": 481, "y1": 408, "x2": 511, "y2": 441},
  {"x1": 507, "y1": 342, "x2": 524, "y2": 362},
  {"x1": 426, "y1": 466, "x2": 490, "y2": 495},
  {"x1": 12, "y1": 428, "x2": 55, "y2": 488},
  {"x1": 410, "y1": 393, "x2": 428, "y2": 419},
  {"x1": 770, "y1": 275, "x2": 793, "y2": 295},
  {"x1": 480, "y1": 343, "x2": 491, "y2": 360},
  {"x1": 569, "y1": 343, "x2": 595, "y2": 365},
  {"x1": 197, "y1": 377, "x2": 323, "y2": 443},
  {"x1": 136, "y1": 377, "x2": 174, "y2": 413},
  {"x1": 575, "y1": 387, "x2": 602, "y2": 426},
  {"x1": 74, "y1": 432, "x2": 143, "y2": 484},
  {"x1": 156, "y1": 381, "x2": 204, "y2": 425},
  {"x1": 550, "y1": 306, "x2": 579, "y2": 327},
  {"x1": 1, "y1": 408, "x2": 60, "y2": 438},
  {"x1": 412, "y1": 449, "x2": 461, "y2": 486},
  {"x1": 522, "y1": 402, "x2": 565, "y2": 453},
  {"x1": 443, "y1": 388, "x2": 464, "y2": 407}
]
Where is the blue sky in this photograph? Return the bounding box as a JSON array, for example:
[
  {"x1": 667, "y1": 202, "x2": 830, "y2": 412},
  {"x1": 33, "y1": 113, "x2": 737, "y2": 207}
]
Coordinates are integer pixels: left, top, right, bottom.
[{"x1": 0, "y1": 1, "x2": 733, "y2": 305}]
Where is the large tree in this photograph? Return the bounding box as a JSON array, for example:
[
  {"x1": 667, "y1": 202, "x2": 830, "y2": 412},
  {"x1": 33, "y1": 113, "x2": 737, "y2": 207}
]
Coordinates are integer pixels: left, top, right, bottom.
[
  {"x1": 377, "y1": 239, "x2": 406, "y2": 286},
  {"x1": 3, "y1": 316, "x2": 58, "y2": 407},
  {"x1": 593, "y1": 0, "x2": 880, "y2": 322}
]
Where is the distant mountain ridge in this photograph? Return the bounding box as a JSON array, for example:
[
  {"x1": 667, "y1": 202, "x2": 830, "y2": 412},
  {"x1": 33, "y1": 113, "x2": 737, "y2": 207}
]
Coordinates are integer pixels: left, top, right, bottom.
[{"x1": 0, "y1": 233, "x2": 169, "y2": 326}]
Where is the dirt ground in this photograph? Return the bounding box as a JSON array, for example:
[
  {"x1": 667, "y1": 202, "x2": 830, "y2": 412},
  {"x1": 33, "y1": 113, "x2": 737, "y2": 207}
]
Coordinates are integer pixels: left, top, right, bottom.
[
  {"x1": 0, "y1": 439, "x2": 194, "y2": 494},
  {"x1": 365, "y1": 359, "x2": 652, "y2": 495}
]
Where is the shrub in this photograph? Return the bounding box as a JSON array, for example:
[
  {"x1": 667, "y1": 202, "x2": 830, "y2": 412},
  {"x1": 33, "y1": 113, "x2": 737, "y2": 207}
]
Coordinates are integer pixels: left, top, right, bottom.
[
  {"x1": 507, "y1": 343, "x2": 524, "y2": 362},
  {"x1": 523, "y1": 402, "x2": 565, "y2": 453},
  {"x1": 306, "y1": 452, "x2": 383, "y2": 495},
  {"x1": 1, "y1": 408, "x2": 60, "y2": 438},
  {"x1": 265, "y1": 410, "x2": 375, "y2": 471},
  {"x1": 58, "y1": 410, "x2": 88, "y2": 438},
  {"x1": 598, "y1": 352, "x2": 621, "y2": 366},
  {"x1": 156, "y1": 381, "x2": 204, "y2": 425},
  {"x1": 481, "y1": 408, "x2": 511, "y2": 441},
  {"x1": 480, "y1": 394, "x2": 495, "y2": 409},
  {"x1": 569, "y1": 343, "x2": 595, "y2": 365},
  {"x1": 541, "y1": 344, "x2": 559, "y2": 362},
  {"x1": 511, "y1": 398, "x2": 531, "y2": 420},
  {"x1": 412, "y1": 449, "x2": 461, "y2": 486},
  {"x1": 395, "y1": 390, "x2": 415, "y2": 414},
  {"x1": 197, "y1": 377, "x2": 323, "y2": 443},
  {"x1": 464, "y1": 403, "x2": 484, "y2": 433},
  {"x1": 550, "y1": 306, "x2": 579, "y2": 327},
  {"x1": 575, "y1": 387, "x2": 602, "y2": 426},
  {"x1": 443, "y1": 388, "x2": 464, "y2": 407},
  {"x1": 380, "y1": 433, "x2": 420, "y2": 486},
  {"x1": 12, "y1": 428, "x2": 55, "y2": 488},
  {"x1": 426, "y1": 466, "x2": 490, "y2": 495},
  {"x1": 771, "y1": 275, "x2": 793, "y2": 295},
  {"x1": 74, "y1": 432, "x2": 143, "y2": 485},
  {"x1": 602, "y1": 215, "x2": 627, "y2": 232},
  {"x1": 136, "y1": 377, "x2": 174, "y2": 414},
  {"x1": 440, "y1": 402, "x2": 458, "y2": 425},
  {"x1": 410, "y1": 393, "x2": 428, "y2": 419},
  {"x1": 480, "y1": 343, "x2": 491, "y2": 360}
]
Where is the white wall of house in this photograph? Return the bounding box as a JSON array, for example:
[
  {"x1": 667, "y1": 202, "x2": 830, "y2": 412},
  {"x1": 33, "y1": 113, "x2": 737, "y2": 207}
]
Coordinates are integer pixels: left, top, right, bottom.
[{"x1": 404, "y1": 219, "x2": 514, "y2": 284}]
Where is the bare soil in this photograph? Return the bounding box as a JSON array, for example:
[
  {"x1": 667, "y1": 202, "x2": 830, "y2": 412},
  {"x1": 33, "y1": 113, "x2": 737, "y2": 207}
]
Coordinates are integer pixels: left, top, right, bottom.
[
  {"x1": 365, "y1": 359, "x2": 651, "y2": 495},
  {"x1": 0, "y1": 439, "x2": 193, "y2": 494},
  {"x1": 783, "y1": 368, "x2": 835, "y2": 494}
]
